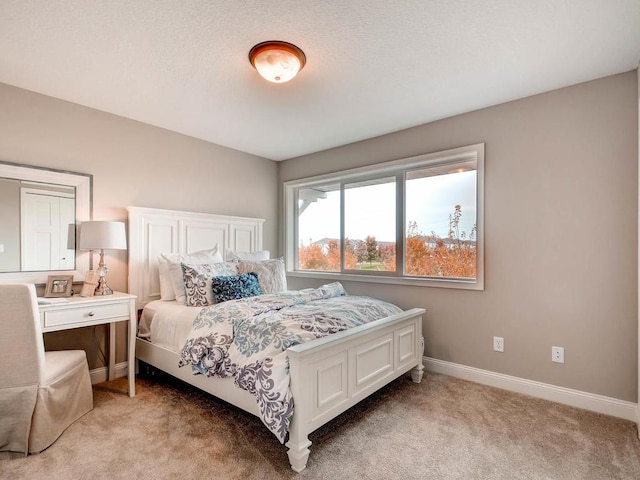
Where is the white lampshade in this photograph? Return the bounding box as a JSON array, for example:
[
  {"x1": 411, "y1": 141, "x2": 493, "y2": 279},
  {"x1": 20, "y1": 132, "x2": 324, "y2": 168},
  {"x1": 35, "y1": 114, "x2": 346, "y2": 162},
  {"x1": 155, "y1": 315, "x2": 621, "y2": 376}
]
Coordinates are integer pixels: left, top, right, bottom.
[{"x1": 79, "y1": 221, "x2": 127, "y2": 251}]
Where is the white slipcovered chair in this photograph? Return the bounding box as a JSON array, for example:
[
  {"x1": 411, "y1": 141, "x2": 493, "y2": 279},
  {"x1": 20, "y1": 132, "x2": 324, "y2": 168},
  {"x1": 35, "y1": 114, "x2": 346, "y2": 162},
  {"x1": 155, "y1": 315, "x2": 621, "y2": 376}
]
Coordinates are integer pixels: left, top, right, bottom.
[{"x1": 0, "y1": 283, "x2": 93, "y2": 454}]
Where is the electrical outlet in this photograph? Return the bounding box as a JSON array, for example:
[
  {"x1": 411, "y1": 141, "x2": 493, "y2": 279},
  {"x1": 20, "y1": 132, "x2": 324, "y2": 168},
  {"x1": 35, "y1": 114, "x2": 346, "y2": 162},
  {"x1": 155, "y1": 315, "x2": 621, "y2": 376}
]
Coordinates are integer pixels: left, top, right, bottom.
[
  {"x1": 493, "y1": 336, "x2": 504, "y2": 352},
  {"x1": 552, "y1": 346, "x2": 564, "y2": 363}
]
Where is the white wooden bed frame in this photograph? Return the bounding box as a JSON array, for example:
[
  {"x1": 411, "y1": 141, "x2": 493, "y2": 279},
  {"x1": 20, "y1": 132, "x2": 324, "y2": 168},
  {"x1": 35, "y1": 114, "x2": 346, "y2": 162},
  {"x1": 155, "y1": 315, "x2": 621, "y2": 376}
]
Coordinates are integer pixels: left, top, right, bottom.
[{"x1": 127, "y1": 206, "x2": 425, "y2": 472}]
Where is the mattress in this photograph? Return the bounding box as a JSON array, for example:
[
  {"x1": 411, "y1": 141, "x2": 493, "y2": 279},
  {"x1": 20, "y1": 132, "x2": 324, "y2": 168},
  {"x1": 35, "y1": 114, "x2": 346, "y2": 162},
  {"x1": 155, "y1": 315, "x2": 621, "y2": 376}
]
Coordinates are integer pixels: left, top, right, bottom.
[{"x1": 138, "y1": 300, "x2": 201, "y2": 352}]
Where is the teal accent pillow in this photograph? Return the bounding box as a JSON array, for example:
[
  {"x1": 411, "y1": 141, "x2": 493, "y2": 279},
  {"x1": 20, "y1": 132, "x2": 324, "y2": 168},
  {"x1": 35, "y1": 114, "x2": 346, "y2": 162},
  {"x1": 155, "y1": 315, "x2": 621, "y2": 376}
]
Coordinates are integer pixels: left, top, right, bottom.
[{"x1": 211, "y1": 272, "x2": 262, "y2": 303}]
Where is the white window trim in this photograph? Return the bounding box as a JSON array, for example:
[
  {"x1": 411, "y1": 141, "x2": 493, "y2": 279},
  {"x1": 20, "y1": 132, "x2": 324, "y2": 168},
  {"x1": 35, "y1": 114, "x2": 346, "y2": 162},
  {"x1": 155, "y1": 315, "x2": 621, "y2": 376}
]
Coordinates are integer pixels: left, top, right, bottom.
[{"x1": 283, "y1": 143, "x2": 485, "y2": 290}]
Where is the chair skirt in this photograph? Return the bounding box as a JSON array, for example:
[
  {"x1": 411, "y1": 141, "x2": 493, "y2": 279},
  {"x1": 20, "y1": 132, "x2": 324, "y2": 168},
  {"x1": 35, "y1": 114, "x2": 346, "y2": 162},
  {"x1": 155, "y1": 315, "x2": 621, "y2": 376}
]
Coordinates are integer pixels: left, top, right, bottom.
[{"x1": 28, "y1": 350, "x2": 93, "y2": 453}]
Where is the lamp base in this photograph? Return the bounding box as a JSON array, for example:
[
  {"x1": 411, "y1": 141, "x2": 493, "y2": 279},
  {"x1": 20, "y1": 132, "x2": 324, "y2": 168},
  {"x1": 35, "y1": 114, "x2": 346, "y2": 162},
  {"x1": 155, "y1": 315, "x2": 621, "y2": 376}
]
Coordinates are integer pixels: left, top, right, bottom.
[
  {"x1": 94, "y1": 249, "x2": 113, "y2": 295},
  {"x1": 94, "y1": 278, "x2": 113, "y2": 295},
  {"x1": 94, "y1": 283, "x2": 113, "y2": 295}
]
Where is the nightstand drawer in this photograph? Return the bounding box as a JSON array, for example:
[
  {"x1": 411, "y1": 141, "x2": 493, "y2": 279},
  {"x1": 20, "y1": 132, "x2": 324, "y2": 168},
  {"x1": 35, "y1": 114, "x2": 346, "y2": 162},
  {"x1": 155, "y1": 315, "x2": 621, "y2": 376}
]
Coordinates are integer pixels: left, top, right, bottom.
[{"x1": 42, "y1": 302, "x2": 130, "y2": 329}]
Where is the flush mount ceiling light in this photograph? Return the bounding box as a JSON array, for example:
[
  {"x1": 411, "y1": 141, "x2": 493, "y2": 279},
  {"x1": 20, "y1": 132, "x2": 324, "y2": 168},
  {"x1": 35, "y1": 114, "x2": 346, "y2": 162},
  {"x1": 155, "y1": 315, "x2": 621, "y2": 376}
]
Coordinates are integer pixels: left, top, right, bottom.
[{"x1": 249, "y1": 41, "x2": 306, "y2": 83}]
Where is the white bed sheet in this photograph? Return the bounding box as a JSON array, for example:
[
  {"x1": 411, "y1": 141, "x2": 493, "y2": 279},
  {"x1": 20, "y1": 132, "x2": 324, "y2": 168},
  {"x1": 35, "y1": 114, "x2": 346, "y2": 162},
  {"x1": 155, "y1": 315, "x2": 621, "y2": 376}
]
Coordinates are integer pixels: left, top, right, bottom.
[{"x1": 138, "y1": 300, "x2": 201, "y2": 353}]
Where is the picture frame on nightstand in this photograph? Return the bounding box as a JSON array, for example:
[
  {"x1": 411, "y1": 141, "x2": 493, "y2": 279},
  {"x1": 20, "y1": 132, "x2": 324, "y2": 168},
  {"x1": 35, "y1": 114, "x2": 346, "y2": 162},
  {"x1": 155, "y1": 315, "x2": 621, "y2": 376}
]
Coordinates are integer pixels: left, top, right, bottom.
[
  {"x1": 44, "y1": 275, "x2": 74, "y2": 298},
  {"x1": 80, "y1": 270, "x2": 99, "y2": 297}
]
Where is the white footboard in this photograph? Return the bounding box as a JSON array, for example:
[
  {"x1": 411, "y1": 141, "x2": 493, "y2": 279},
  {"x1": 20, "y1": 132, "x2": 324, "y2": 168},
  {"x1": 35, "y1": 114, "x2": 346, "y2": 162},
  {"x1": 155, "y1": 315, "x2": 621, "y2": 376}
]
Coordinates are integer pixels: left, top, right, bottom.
[{"x1": 285, "y1": 308, "x2": 425, "y2": 472}]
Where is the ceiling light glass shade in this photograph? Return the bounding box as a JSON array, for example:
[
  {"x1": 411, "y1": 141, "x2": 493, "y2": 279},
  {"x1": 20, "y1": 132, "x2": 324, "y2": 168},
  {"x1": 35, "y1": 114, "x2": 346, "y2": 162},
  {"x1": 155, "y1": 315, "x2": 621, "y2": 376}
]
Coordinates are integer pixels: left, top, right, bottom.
[{"x1": 249, "y1": 41, "x2": 306, "y2": 83}]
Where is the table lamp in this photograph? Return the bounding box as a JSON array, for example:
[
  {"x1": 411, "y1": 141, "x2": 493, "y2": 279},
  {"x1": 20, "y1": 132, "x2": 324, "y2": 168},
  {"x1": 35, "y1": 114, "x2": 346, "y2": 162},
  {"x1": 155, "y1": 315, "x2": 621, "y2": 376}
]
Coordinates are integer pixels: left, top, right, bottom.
[{"x1": 79, "y1": 221, "x2": 127, "y2": 295}]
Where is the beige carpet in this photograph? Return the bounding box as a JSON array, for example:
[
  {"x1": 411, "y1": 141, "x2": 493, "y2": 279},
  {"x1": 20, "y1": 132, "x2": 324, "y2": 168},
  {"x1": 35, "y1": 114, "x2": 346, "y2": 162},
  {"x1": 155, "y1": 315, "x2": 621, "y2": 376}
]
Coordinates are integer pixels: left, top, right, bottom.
[{"x1": 1, "y1": 371, "x2": 639, "y2": 479}]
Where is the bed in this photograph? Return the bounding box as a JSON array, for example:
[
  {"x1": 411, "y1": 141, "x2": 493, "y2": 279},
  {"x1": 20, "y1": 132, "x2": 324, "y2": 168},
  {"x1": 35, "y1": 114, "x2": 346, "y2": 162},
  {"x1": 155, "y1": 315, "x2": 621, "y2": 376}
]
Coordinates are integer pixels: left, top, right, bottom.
[{"x1": 127, "y1": 206, "x2": 425, "y2": 472}]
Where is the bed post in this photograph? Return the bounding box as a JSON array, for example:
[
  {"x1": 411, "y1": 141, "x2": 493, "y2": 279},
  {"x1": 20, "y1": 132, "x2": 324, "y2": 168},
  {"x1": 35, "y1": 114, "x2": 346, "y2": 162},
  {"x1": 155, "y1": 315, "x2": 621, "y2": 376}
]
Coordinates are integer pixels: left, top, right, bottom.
[
  {"x1": 286, "y1": 423, "x2": 312, "y2": 473},
  {"x1": 411, "y1": 363, "x2": 424, "y2": 383},
  {"x1": 285, "y1": 351, "x2": 312, "y2": 472},
  {"x1": 410, "y1": 335, "x2": 425, "y2": 383}
]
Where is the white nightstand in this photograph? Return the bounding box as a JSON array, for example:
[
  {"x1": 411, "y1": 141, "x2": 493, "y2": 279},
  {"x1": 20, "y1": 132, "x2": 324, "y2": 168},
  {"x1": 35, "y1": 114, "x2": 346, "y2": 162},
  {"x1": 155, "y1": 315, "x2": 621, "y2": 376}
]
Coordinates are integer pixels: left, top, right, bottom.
[{"x1": 38, "y1": 291, "x2": 137, "y2": 397}]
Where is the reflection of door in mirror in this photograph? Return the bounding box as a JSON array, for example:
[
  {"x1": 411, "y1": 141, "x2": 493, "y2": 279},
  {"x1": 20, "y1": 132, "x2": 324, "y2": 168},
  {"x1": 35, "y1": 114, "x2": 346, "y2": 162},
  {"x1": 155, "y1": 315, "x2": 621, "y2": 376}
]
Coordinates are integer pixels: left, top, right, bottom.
[
  {"x1": 20, "y1": 187, "x2": 76, "y2": 271},
  {"x1": 0, "y1": 161, "x2": 91, "y2": 283}
]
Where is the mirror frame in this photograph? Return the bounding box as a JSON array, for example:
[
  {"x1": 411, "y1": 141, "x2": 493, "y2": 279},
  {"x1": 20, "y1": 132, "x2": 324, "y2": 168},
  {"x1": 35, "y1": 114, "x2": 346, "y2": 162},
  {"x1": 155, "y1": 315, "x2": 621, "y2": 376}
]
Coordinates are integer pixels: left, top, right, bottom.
[{"x1": 0, "y1": 161, "x2": 92, "y2": 284}]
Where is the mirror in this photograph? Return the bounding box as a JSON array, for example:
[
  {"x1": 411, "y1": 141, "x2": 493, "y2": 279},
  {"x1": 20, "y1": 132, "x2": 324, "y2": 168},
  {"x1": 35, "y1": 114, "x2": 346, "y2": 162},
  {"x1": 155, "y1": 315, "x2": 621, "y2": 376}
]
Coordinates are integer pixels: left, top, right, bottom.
[{"x1": 0, "y1": 161, "x2": 92, "y2": 284}]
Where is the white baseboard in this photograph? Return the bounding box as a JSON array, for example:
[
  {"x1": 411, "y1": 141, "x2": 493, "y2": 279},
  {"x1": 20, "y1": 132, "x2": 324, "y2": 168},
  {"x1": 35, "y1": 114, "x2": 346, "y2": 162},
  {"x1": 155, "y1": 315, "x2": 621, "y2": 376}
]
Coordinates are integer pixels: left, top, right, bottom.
[
  {"x1": 89, "y1": 362, "x2": 129, "y2": 385},
  {"x1": 424, "y1": 357, "x2": 638, "y2": 422}
]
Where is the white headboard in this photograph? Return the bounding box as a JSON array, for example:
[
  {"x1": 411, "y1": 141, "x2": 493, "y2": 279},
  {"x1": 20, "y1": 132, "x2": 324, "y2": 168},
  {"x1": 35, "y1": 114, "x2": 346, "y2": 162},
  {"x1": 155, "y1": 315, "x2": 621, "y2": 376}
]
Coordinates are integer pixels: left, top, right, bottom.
[{"x1": 127, "y1": 206, "x2": 265, "y2": 308}]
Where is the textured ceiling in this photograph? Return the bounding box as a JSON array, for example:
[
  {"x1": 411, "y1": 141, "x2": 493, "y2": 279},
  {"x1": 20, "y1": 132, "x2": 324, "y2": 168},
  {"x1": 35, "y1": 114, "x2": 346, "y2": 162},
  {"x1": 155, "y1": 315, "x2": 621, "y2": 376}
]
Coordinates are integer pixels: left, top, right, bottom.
[{"x1": 1, "y1": 1, "x2": 639, "y2": 161}]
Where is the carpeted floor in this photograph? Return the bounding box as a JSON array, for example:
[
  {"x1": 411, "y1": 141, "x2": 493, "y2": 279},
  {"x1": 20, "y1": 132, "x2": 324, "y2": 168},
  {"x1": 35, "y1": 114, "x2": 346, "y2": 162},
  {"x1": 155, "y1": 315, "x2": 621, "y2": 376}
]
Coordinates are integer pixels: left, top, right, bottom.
[{"x1": 1, "y1": 371, "x2": 639, "y2": 479}]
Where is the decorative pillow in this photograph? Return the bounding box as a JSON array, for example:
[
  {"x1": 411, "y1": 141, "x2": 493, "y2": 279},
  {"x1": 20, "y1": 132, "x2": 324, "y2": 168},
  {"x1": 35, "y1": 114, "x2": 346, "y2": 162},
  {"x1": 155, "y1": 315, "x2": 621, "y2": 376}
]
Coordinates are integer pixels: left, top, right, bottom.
[
  {"x1": 211, "y1": 272, "x2": 262, "y2": 304},
  {"x1": 181, "y1": 261, "x2": 239, "y2": 307},
  {"x1": 158, "y1": 247, "x2": 222, "y2": 302},
  {"x1": 236, "y1": 258, "x2": 287, "y2": 294},
  {"x1": 320, "y1": 282, "x2": 347, "y2": 298},
  {"x1": 225, "y1": 249, "x2": 270, "y2": 262}
]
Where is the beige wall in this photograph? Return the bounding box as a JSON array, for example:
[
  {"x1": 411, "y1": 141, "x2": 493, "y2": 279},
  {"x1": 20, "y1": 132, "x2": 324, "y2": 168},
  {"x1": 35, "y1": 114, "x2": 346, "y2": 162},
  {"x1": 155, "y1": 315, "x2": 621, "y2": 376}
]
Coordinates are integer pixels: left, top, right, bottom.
[
  {"x1": 0, "y1": 178, "x2": 20, "y2": 271},
  {"x1": 1, "y1": 73, "x2": 637, "y2": 402},
  {"x1": 279, "y1": 71, "x2": 639, "y2": 402},
  {"x1": 637, "y1": 67, "x2": 640, "y2": 425},
  {"x1": 0, "y1": 82, "x2": 278, "y2": 368}
]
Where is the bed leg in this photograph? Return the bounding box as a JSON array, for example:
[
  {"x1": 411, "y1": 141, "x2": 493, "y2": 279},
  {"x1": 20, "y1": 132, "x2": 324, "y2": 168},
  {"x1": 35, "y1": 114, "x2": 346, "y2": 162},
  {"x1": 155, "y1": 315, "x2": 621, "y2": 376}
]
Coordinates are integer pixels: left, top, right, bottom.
[
  {"x1": 411, "y1": 363, "x2": 424, "y2": 383},
  {"x1": 286, "y1": 436, "x2": 312, "y2": 473},
  {"x1": 411, "y1": 336, "x2": 425, "y2": 383}
]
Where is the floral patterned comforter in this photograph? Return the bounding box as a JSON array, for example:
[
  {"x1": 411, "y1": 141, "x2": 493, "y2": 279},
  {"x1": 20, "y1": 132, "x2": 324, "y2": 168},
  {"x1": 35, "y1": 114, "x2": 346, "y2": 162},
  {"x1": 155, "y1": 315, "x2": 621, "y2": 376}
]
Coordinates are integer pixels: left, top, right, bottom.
[{"x1": 178, "y1": 282, "x2": 402, "y2": 442}]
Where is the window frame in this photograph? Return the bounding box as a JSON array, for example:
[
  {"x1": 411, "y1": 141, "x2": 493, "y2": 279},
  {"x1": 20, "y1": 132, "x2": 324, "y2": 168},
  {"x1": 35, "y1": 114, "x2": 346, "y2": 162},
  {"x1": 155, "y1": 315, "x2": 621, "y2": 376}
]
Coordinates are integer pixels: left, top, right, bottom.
[{"x1": 283, "y1": 143, "x2": 484, "y2": 290}]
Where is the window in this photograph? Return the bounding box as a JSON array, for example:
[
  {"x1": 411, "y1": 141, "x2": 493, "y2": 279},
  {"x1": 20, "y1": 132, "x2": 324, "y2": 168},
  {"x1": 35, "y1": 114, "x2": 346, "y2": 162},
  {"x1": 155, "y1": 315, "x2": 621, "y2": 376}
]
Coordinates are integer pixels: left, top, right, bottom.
[
  {"x1": 297, "y1": 183, "x2": 340, "y2": 272},
  {"x1": 344, "y1": 177, "x2": 396, "y2": 272},
  {"x1": 284, "y1": 144, "x2": 484, "y2": 290}
]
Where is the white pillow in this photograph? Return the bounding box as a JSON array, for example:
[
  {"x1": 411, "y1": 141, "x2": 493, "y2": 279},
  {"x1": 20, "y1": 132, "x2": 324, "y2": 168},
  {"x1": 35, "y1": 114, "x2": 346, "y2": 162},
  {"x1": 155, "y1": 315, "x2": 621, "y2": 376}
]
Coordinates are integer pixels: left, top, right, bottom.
[
  {"x1": 158, "y1": 256, "x2": 178, "y2": 300},
  {"x1": 157, "y1": 247, "x2": 222, "y2": 302},
  {"x1": 236, "y1": 258, "x2": 287, "y2": 294},
  {"x1": 225, "y1": 249, "x2": 270, "y2": 262},
  {"x1": 181, "y1": 261, "x2": 239, "y2": 307}
]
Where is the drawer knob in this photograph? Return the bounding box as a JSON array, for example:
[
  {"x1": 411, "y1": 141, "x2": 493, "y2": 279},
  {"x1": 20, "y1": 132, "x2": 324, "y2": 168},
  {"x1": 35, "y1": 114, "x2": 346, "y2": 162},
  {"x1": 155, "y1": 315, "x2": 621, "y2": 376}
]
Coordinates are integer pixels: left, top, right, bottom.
[{"x1": 88, "y1": 311, "x2": 95, "y2": 317}]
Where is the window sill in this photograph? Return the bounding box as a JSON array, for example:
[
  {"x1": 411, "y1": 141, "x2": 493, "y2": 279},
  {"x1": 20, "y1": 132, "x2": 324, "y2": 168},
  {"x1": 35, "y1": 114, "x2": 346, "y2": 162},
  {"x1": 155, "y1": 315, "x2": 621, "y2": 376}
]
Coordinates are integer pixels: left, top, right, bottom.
[{"x1": 286, "y1": 270, "x2": 484, "y2": 291}]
